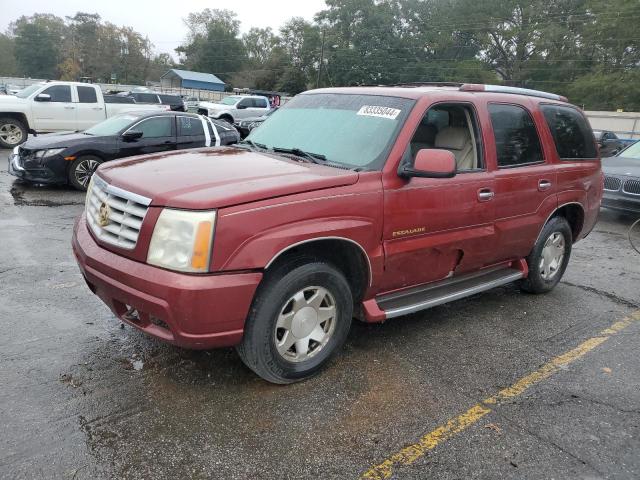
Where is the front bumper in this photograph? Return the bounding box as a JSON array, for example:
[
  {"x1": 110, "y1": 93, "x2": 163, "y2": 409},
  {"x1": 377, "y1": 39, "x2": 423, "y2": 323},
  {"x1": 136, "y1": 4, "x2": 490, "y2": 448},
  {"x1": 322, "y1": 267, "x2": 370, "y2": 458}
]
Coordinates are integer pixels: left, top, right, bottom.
[
  {"x1": 8, "y1": 150, "x2": 64, "y2": 184},
  {"x1": 602, "y1": 191, "x2": 640, "y2": 214},
  {"x1": 72, "y1": 214, "x2": 262, "y2": 349}
]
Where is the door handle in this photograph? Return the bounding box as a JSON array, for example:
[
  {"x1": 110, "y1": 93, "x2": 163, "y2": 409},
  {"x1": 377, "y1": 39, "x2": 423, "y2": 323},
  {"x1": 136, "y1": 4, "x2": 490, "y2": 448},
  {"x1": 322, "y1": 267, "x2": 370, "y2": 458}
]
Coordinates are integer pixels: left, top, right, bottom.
[
  {"x1": 477, "y1": 188, "x2": 494, "y2": 201},
  {"x1": 64, "y1": 106, "x2": 75, "y2": 110},
  {"x1": 92, "y1": 107, "x2": 103, "y2": 111},
  {"x1": 538, "y1": 180, "x2": 552, "y2": 191}
]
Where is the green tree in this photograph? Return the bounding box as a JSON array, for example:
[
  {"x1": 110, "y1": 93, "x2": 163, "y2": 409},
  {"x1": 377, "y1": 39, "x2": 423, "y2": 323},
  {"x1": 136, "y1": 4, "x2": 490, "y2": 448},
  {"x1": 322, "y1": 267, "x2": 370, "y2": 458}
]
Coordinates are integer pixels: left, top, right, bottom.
[
  {"x1": 10, "y1": 14, "x2": 65, "y2": 78},
  {"x1": 0, "y1": 33, "x2": 18, "y2": 76},
  {"x1": 176, "y1": 9, "x2": 246, "y2": 81}
]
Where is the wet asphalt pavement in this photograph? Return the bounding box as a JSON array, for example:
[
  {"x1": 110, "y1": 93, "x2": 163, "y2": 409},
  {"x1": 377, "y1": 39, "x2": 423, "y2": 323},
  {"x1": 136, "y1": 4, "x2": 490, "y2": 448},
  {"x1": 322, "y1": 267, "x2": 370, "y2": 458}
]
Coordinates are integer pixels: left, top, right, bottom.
[{"x1": 1, "y1": 149, "x2": 639, "y2": 480}]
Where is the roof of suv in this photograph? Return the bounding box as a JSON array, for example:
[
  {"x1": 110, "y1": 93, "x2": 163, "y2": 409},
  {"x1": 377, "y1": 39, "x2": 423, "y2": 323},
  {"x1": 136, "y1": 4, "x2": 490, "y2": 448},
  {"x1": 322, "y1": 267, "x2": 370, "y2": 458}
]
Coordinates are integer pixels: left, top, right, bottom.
[{"x1": 305, "y1": 83, "x2": 569, "y2": 104}]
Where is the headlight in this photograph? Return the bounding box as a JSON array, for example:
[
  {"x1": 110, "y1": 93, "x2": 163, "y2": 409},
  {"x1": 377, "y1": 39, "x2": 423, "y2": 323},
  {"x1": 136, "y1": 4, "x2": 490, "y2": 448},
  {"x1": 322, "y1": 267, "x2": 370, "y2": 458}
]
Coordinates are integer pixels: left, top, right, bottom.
[
  {"x1": 85, "y1": 174, "x2": 95, "y2": 212},
  {"x1": 34, "y1": 148, "x2": 67, "y2": 159},
  {"x1": 147, "y1": 209, "x2": 216, "y2": 273}
]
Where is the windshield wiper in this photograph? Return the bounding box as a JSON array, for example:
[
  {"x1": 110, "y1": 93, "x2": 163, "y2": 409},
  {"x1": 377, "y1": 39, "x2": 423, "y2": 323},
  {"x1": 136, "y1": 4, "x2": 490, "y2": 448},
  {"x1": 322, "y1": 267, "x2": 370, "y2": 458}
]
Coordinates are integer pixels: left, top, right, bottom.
[
  {"x1": 237, "y1": 139, "x2": 268, "y2": 150},
  {"x1": 271, "y1": 147, "x2": 327, "y2": 164}
]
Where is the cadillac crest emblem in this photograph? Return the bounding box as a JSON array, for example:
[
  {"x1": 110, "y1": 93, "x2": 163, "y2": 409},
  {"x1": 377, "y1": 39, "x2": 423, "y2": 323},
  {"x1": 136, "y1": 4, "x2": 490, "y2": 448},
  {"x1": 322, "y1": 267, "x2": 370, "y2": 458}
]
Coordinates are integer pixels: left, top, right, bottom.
[{"x1": 98, "y1": 202, "x2": 111, "y2": 227}]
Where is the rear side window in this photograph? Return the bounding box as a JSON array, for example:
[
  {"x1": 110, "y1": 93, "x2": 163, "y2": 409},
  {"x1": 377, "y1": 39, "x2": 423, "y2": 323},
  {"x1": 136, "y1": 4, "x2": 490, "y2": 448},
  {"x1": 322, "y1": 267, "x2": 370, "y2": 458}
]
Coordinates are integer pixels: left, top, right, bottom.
[
  {"x1": 540, "y1": 104, "x2": 597, "y2": 159},
  {"x1": 177, "y1": 116, "x2": 204, "y2": 136},
  {"x1": 488, "y1": 104, "x2": 543, "y2": 168},
  {"x1": 42, "y1": 85, "x2": 71, "y2": 102},
  {"x1": 254, "y1": 98, "x2": 268, "y2": 108},
  {"x1": 134, "y1": 93, "x2": 159, "y2": 104},
  {"x1": 159, "y1": 94, "x2": 182, "y2": 105},
  {"x1": 77, "y1": 86, "x2": 97, "y2": 103},
  {"x1": 133, "y1": 117, "x2": 173, "y2": 138}
]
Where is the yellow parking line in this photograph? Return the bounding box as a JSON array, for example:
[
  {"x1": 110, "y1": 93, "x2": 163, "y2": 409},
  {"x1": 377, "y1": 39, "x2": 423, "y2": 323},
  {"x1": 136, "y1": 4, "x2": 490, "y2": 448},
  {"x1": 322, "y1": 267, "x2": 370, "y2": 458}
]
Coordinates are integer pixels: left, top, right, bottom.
[{"x1": 360, "y1": 310, "x2": 640, "y2": 480}]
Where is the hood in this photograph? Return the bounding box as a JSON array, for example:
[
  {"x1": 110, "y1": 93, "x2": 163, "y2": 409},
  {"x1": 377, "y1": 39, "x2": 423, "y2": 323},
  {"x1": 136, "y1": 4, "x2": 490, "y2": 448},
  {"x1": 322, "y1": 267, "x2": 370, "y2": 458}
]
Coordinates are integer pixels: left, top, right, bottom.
[
  {"x1": 22, "y1": 131, "x2": 113, "y2": 150},
  {"x1": 602, "y1": 156, "x2": 640, "y2": 176},
  {"x1": 0, "y1": 95, "x2": 26, "y2": 105},
  {"x1": 97, "y1": 147, "x2": 359, "y2": 209},
  {"x1": 239, "y1": 115, "x2": 267, "y2": 123},
  {"x1": 199, "y1": 101, "x2": 230, "y2": 111}
]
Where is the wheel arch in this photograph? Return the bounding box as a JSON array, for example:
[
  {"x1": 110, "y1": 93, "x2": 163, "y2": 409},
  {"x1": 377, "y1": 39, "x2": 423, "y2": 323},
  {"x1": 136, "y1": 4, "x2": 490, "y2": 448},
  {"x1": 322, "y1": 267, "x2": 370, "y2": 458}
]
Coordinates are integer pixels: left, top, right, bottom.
[
  {"x1": 537, "y1": 202, "x2": 585, "y2": 244},
  {"x1": 265, "y1": 237, "x2": 372, "y2": 304},
  {"x1": 0, "y1": 112, "x2": 30, "y2": 130}
]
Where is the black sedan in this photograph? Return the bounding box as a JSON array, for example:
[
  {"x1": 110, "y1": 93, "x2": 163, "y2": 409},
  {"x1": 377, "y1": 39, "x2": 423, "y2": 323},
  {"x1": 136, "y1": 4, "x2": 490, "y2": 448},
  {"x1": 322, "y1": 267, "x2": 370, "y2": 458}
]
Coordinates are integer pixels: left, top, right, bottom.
[
  {"x1": 602, "y1": 140, "x2": 640, "y2": 214},
  {"x1": 234, "y1": 108, "x2": 278, "y2": 139},
  {"x1": 8, "y1": 111, "x2": 239, "y2": 190}
]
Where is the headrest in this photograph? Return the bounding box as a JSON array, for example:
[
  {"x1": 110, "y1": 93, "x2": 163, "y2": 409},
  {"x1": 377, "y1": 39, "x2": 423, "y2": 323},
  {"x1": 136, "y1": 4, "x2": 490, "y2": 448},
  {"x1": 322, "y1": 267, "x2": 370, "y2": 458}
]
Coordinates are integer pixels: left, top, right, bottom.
[
  {"x1": 435, "y1": 127, "x2": 470, "y2": 150},
  {"x1": 413, "y1": 123, "x2": 437, "y2": 144}
]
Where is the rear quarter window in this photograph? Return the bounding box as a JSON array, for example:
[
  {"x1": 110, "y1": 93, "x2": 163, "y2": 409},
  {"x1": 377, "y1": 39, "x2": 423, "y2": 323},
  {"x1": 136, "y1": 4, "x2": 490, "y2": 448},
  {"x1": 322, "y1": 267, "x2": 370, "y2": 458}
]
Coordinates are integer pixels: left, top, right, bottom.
[{"x1": 540, "y1": 104, "x2": 598, "y2": 160}]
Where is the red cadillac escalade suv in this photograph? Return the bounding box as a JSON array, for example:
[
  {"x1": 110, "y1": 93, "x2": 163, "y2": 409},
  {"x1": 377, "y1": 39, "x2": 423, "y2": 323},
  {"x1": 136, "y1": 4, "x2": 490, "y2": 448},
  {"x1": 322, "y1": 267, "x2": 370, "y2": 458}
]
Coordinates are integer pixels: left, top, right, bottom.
[{"x1": 72, "y1": 84, "x2": 603, "y2": 383}]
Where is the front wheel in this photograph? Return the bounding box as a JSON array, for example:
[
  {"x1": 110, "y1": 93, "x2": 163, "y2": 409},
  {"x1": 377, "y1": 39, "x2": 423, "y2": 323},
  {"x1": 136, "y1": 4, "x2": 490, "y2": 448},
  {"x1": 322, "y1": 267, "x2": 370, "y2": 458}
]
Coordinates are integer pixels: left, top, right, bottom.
[
  {"x1": 237, "y1": 260, "x2": 353, "y2": 384},
  {"x1": 520, "y1": 216, "x2": 572, "y2": 294},
  {"x1": 0, "y1": 117, "x2": 27, "y2": 148},
  {"x1": 68, "y1": 155, "x2": 102, "y2": 191}
]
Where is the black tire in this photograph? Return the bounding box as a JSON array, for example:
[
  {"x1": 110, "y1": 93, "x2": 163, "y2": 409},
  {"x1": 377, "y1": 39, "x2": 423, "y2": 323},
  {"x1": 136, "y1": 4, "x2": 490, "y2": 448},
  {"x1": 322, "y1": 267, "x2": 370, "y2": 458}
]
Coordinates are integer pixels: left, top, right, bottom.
[
  {"x1": 68, "y1": 155, "x2": 102, "y2": 191},
  {"x1": 237, "y1": 259, "x2": 353, "y2": 384},
  {"x1": 218, "y1": 115, "x2": 234, "y2": 125},
  {"x1": 520, "y1": 216, "x2": 572, "y2": 294},
  {"x1": 0, "y1": 117, "x2": 28, "y2": 149}
]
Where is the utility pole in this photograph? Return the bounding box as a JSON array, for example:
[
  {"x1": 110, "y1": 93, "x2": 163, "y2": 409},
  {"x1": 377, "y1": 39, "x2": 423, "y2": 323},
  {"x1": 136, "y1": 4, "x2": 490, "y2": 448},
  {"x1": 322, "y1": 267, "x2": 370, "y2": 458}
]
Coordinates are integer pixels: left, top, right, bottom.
[{"x1": 316, "y1": 29, "x2": 326, "y2": 89}]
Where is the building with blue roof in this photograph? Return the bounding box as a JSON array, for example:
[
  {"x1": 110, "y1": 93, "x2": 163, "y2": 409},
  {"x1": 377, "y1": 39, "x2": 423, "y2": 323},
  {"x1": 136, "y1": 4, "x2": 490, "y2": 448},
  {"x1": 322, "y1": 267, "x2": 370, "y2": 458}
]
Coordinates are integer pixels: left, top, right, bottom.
[{"x1": 160, "y1": 69, "x2": 226, "y2": 92}]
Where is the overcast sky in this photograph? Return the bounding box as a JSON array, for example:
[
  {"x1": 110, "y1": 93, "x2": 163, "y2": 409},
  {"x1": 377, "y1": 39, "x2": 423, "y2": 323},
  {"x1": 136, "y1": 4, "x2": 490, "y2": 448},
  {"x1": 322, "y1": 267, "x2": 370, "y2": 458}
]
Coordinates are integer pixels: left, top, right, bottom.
[{"x1": 0, "y1": 0, "x2": 328, "y2": 56}]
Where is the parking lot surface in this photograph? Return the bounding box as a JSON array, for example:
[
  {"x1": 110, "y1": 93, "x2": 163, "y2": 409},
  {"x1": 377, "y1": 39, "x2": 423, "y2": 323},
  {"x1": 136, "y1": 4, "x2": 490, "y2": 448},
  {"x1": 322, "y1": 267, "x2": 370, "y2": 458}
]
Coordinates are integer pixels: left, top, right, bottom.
[{"x1": 1, "y1": 148, "x2": 639, "y2": 479}]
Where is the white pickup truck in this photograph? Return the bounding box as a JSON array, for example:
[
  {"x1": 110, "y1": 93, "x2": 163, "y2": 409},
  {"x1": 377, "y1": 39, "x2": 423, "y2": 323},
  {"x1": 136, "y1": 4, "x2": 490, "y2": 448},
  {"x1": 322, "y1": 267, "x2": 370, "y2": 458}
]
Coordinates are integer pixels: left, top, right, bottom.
[
  {"x1": 0, "y1": 81, "x2": 168, "y2": 148},
  {"x1": 197, "y1": 95, "x2": 270, "y2": 124}
]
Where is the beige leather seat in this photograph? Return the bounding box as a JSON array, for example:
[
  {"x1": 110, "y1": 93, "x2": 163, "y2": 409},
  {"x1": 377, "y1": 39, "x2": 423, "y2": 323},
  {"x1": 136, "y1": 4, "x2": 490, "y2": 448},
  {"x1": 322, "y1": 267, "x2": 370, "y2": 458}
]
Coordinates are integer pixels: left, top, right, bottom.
[
  {"x1": 434, "y1": 126, "x2": 475, "y2": 170},
  {"x1": 410, "y1": 123, "x2": 437, "y2": 159}
]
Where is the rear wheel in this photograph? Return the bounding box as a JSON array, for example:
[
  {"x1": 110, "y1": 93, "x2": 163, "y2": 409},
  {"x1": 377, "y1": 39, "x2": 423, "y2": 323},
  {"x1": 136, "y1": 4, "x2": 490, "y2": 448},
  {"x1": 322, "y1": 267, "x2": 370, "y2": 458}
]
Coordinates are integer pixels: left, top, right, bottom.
[
  {"x1": 237, "y1": 259, "x2": 353, "y2": 384},
  {"x1": 0, "y1": 117, "x2": 27, "y2": 148},
  {"x1": 68, "y1": 155, "x2": 102, "y2": 191},
  {"x1": 520, "y1": 216, "x2": 572, "y2": 294}
]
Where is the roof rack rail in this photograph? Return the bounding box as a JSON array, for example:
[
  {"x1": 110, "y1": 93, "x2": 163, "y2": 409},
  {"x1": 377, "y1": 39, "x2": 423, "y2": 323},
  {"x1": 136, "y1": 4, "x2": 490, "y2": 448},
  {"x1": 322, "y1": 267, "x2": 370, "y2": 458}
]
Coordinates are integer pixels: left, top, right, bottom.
[
  {"x1": 389, "y1": 82, "x2": 464, "y2": 88},
  {"x1": 459, "y1": 84, "x2": 568, "y2": 102}
]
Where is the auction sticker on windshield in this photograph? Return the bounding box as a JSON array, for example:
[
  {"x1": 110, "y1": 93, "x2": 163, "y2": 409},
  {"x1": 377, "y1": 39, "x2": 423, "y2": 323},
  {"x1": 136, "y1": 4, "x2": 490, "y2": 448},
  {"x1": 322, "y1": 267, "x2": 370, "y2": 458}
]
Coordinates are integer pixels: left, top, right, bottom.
[{"x1": 357, "y1": 105, "x2": 402, "y2": 120}]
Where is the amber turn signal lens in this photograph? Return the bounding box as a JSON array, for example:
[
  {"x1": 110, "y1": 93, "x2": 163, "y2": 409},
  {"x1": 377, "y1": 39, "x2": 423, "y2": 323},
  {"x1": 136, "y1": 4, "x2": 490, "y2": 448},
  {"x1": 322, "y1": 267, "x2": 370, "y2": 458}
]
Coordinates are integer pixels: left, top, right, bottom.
[{"x1": 191, "y1": 221, "x2": 213, "y2": 270}]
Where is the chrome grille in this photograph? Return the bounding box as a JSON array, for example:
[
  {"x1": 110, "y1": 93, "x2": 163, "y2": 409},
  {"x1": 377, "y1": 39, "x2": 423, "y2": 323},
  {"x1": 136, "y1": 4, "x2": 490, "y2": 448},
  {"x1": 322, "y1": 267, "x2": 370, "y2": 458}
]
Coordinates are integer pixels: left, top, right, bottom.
[
  {"x1": 603, "y1": 176, "x2": 622, "y2": 191},
  {"x1": 86, "y1": 175, "x2": 151, "y2": 249},
  {"x1": 623, "y1": 179, "x2": 640, "y2": 195}
]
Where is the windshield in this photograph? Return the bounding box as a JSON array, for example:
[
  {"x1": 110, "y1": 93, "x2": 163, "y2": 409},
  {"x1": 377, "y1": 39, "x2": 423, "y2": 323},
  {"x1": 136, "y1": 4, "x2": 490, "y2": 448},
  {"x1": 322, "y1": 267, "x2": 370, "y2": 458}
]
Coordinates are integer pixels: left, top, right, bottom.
[
  {"x1": 218, "y1": 96, "x2": 241, "y2": 106},
  {"x1": 620, "y1": 141, "x2": 640, "y2": 159},
  {"x1": 16, "y1": 84, "x2": 43, "y2": 98},
  {"x1": 247, "y1": 93, "x2": 414, "y2": 169},
  {"x1": 84, "y1": 114, "x2": 140, "y2": 136}
]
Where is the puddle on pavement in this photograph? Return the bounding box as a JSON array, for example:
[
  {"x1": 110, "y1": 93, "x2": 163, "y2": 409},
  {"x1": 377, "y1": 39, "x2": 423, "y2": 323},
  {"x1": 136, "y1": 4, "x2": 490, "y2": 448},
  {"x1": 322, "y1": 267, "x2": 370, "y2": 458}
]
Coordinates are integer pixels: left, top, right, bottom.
[
  {"x1": 10, "y1": 181, "x2": 85, "y2": 207},
  {"x1": 62, "y1": 320, "x2": 421, "y2": 479}
]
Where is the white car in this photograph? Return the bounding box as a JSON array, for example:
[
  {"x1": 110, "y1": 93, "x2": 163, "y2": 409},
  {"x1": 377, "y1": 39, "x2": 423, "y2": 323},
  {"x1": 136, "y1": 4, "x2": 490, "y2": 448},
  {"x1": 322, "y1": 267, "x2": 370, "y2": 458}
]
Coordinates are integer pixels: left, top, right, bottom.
[
  {"x1": 0, "y1": 81, "x2": 169, "y2": 148},
  {"x1": 184, "y1": 96, "x2": 201, "y2": 110},
  {"x1": 197, "y1": 95, "x2": 270, "y2": 124}
]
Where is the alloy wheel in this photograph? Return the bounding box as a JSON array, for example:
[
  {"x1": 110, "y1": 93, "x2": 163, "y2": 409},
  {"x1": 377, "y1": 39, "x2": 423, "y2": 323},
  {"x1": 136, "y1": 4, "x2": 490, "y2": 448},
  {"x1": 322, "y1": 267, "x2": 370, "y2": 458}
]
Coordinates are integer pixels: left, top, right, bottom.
[
  {"x1": 274, "y1": 286, "x2": 337, "y2": 362},
  {"x1": 539, "y1": 231, "x2": 565, "y2": 280},
  {"x1": 0, "y1": 123, "x2": 23, "y2": 145},
  {"x1": 74, "y1": 159, "x2": 100, "y2": 188}
]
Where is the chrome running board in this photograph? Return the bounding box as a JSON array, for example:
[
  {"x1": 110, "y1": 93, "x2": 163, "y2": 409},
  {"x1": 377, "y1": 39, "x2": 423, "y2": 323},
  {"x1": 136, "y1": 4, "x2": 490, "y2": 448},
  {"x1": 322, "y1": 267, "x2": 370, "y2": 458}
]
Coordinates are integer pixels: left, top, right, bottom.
[{"x1": 377, "y1": 267, "x2": 524, "y2": 319}]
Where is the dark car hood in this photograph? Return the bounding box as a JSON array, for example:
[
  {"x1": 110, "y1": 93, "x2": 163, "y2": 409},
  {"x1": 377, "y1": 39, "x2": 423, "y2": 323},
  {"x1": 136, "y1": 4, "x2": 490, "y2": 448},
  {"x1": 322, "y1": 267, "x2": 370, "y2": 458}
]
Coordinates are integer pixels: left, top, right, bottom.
[
  {"x1": 22, "y1": 131, "x2": 109, "y2": 150},
  {"x1": 602, "y1": 156, "x2": 640, "y2": 176},
  {"x1": 240, "y1": 115, "x2": 268, "y2": 122},
  {"x1": 97, "y1": 147, "x2": 359, "y2": 209}
]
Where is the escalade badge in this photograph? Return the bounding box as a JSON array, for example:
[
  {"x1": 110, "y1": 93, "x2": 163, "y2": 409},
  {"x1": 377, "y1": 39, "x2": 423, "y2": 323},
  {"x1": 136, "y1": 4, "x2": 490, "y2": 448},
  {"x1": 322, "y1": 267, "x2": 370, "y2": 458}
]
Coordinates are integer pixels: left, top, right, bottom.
[{"x1": 98, "y1": 202, "x2": 111, "y2": 227}]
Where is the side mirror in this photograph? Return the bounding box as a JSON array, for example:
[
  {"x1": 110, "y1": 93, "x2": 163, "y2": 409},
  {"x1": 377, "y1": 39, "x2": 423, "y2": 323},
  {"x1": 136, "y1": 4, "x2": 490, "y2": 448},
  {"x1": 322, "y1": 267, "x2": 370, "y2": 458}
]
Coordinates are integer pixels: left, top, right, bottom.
[
  {"x1": 35, "y1": 93, "x2": 51, "y2": 102},
  {"x1": 236, "y1": 104, "x2": 248, "y2": 110},
  {"x1": 399, "y1": 149, "x2": 457, "y2": 179},
  {"x1": 122, "y1": 130, "x2": 143, "y2": 141}
]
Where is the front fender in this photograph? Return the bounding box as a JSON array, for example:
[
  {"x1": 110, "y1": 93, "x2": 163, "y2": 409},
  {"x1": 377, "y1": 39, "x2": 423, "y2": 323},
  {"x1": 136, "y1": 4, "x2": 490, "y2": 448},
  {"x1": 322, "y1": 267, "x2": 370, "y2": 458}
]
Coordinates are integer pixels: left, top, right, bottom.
[{"x1": 219, "y1": 216, "x2": 382, "y2": 274}]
